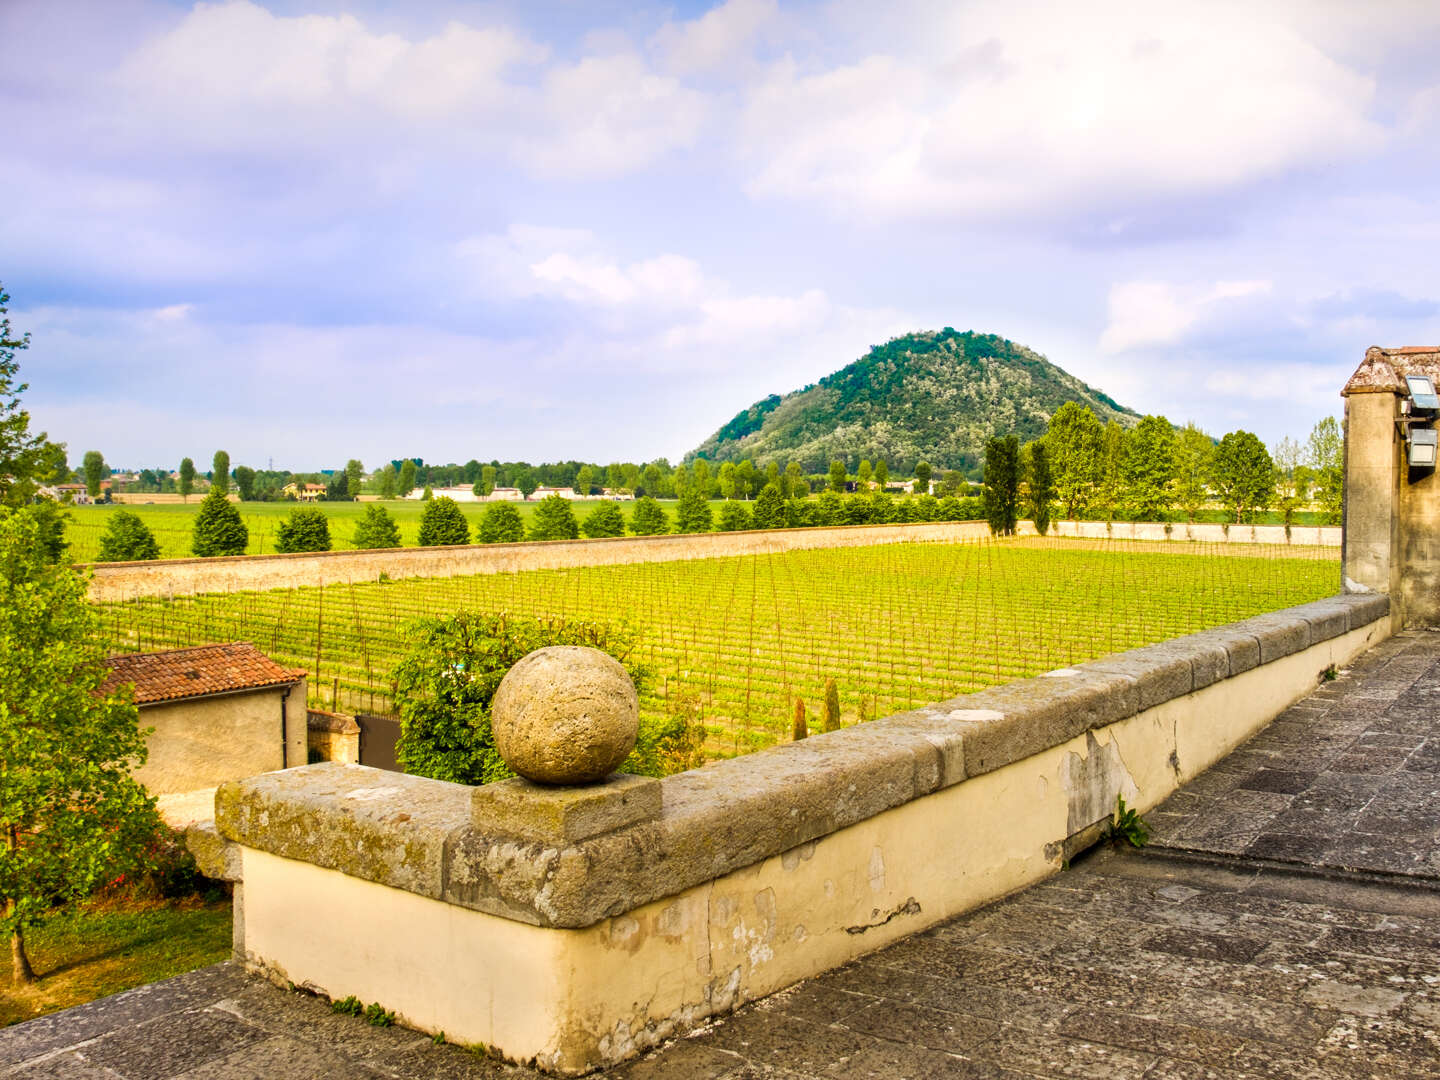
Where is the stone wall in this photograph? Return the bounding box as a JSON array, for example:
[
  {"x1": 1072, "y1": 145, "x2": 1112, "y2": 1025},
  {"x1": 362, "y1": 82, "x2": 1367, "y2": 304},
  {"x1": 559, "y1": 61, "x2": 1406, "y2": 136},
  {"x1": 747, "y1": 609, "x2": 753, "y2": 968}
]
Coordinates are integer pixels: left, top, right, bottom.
[
  {"x1": 307, "y1": 709, "x2": 360, "y2": 765},
  {"x1": 196, "y1": 593, "x2": 1388, "y2": 1074}
]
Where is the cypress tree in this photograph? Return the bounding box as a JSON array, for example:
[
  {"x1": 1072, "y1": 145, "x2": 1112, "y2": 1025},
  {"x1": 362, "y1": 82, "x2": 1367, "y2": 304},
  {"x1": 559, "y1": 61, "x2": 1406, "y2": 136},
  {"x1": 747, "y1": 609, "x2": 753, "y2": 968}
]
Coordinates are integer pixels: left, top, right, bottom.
[
  {"x1": 792, "y1": 698, "x2": 808, "y2": 741},
  {"x1": 823, "y1": 679, "x2": 841, "y2": 732},
  {"x1": 983, "y1": 435, "x2": 1020, "y2": 537},
  {"x1": 211, "y1": 450, "x2": 230, "y2": 494},
  {"x1": 581, "y1": 501, "x2": 625, "y2": 538},
  {"x1": 674, "y1": 488, "x2": 713, "y2": 534},
  {"x1": 191, "y1": 488, "x2": 248, "y2": 556},
  {"x1": 629, "y1": 497, "x2": 669, "y2": 536},
  {"x1": 1027, "y1": 441, "x2": 1055, "y2": 536}
]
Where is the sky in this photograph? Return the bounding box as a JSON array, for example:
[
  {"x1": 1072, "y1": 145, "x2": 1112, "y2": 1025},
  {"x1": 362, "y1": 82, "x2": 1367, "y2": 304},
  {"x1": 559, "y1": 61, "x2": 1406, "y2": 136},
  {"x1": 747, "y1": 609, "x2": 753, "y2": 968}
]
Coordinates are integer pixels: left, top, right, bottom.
[{"x1": 6, "y1": 0, "x2": 1440, "y2": 471}]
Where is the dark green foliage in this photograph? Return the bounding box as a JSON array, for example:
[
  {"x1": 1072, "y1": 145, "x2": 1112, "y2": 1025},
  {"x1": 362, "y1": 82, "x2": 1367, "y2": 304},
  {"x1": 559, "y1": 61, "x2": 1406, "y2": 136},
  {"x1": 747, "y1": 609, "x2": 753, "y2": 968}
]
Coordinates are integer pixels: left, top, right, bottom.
[
  {"x1": 936, "y1": 495, "x2": 966, "y2": 521},
  {"x1": 1046, "y1": 402, "x2": 1103, "y2": 520},
  {"x1": 752, "y1": 483, "x2": 785, "y2": 528},
  {"x1": 97, "y1": 510, "x2": 160, "y2": 562},
  {"x1": 417, "y1": 496, "x2": 469, "y2": 546},
  {"x1": 690, "y1": 329, "x2": 1138, "y2": 472},
  {"x1": 913, "y1": 494, "x2": 940, "y2": 521},
  {"x1": 211, "y1": 451, "x2": 229, "y2": 495},
  {"x1": 332, "y1": 996, "x2": 363, "y2": 1017},
  {"x1": 1105, "y1": 796, "x2": 1150, "y2": 848},
  {"x1": 352, "y1": 504, "x2": 401, "y2": 549},
  {"x1": 1122, "y1": 415, "x2": 1176, "y2": 521},
  {"x1": 785, "y1": 498, "x2": 815, "y2": 528},
  {"x1": 823, "y1": 679, "x2": 840, "y2": 732},
  {"x1": 233, "y1": 465, "x2": 256, "y2": 501},
  {"x1": 82, "y1": 450, "x2": 106, "y2": 499},
  {"x1": 913, "y1": 460, "x2": 931, "y2": 495},
  {"x1": 325, "y1": 470, "x2": 351, "y2": 502},
  {"x1": 178, "y1": 458, "x2": 195, "y2": 502},
  {"x1": 717, "y1": 501, "x2": 753, "y2": 532},
  {"x1": 530, "y1": 494, "x2": 580, "y2": 540},
  {"x1": 275, "y1": 507, "x2": 332, "y2": 553},
  {"x1": 629, "y1": 497, "x2": 669, "y2": 536},
  {"x1": 828, "y1": 460, "x2": 846, "y2": 492},
  {"x1": 1027, "y1": 442, "x2": 1054, "y2": 536},
  {"x1": 813, "y1": 490, "x2": 843, "y2": 525},
  {"x1": 1212, "y1": 430, "x2": 1275, "y2": 523},
  {"x1": 477, "y1": 502, "x2": 524, "y2": 544},
  {"x1": 674, "y1": 488, "x2": 713, "y2": 534},
  {"x1": 983, "y1": 435, "x2": 1020, "y2": 536},
  {"x1": 581, "y1": 501, "x2": 625, "y2": 538},
  {"x1": 28, "y1": 498, "x2": 69, "y2": 564},
  {"x1": 0, "y1": 285, "x2": 54, "y2": 508},
  {"x1": 364, "y1": 1003, "x2": 396, "y2": 1027},
  {"x1": 398, "y1": 460, "x2": 417, "y2": 496},
  {"x1": 392, "y1": 613, "x2": 647, "y2": 786},
  {"x1": 190, "y1": 489, "x2": 248, "y2": 556},
  {"x1": 866, "y1": 491, "x2": 894, "y2": 523}
]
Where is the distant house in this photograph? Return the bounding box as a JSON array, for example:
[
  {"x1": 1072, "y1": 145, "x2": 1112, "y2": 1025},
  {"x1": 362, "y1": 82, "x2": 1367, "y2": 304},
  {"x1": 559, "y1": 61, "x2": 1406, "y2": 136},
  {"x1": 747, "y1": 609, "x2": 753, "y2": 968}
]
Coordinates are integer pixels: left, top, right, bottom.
[
  {"x1": 601, "y1": 488, "x2": 635, "y2": 501},
  {"x1": 402, "y1": 485, "x2": 483, "y2": 502},
  {"x1": 102, "y1": 643, "x2": 307, "y2": 820},
  {"x1": 282, "y1": 482, "x2": 326, "y2": 501},
  {"x1": 484, "y1": 487, "x2": 523, "y2": 502},
  {"x1": 531, "y1": 486, "x2": 580, "y2": 500}
]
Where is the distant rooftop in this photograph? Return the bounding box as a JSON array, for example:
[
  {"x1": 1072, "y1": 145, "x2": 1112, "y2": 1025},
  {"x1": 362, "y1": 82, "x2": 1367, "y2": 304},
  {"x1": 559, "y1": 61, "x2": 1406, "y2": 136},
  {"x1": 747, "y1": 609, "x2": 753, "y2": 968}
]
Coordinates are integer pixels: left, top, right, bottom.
[
  {"x1": 1343, "y1": 344, "x2": 1440, "y2": 395},
  {"x1": 103, "y1": 643, "x2": 304, "y2": 705}
]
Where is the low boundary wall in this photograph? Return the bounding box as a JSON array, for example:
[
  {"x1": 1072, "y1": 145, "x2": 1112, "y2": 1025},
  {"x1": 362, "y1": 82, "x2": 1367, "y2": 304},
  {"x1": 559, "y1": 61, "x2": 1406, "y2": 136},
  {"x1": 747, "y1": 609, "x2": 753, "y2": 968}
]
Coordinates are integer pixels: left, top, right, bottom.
[
  {"x1": 191, "y1": 591, "x2": 1386, "y2": 1074},
  {"x1": 89, "y1": 519, "x2": 1342, "y2": 602}
]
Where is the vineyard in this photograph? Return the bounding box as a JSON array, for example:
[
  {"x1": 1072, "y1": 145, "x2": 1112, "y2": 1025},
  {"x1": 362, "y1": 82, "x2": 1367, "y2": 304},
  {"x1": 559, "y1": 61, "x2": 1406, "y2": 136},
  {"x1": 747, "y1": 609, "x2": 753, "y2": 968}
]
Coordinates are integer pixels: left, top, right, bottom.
[{"x1": 99, "y1": 537, "x2": 1340, "y2": 760}]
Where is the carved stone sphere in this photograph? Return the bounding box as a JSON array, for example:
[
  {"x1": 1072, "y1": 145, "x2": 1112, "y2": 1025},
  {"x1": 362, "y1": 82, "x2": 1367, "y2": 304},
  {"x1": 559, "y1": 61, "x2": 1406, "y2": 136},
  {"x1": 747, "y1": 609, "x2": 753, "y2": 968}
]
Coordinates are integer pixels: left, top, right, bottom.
[{"x1": 490, "y1": 646, "x2": 639, "y2": 785}]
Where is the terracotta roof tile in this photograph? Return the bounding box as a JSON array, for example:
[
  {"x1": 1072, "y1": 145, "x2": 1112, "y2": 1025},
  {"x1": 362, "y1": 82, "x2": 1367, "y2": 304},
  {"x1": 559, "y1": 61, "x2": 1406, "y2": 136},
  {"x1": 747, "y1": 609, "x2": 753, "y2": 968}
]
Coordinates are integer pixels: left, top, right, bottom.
[{"x1": 103, "y1": 642, "x2": 305, "y2": 705}]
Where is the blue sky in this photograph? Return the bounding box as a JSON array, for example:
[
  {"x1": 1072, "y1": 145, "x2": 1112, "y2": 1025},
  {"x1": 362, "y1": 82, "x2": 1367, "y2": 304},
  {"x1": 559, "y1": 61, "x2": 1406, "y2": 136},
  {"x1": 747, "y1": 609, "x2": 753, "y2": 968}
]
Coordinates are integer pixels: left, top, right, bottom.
[{"x1": 6, "y1": 0, "x2": 1440, "y2": 471}]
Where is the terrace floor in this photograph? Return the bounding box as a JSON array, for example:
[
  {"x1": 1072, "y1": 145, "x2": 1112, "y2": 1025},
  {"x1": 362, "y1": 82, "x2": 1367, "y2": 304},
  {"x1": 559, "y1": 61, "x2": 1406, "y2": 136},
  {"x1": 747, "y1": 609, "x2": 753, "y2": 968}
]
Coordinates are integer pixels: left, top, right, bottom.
[{"x1": 3, "y1": 632, "x2": 1438, "y2": 1079}]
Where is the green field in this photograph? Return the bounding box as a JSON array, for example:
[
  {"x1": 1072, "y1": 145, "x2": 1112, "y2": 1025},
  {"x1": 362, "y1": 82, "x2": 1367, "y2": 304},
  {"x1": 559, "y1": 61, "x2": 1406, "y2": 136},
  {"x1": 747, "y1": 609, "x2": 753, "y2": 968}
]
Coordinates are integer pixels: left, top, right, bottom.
[{"x1": 100, "y1": 537, "x2": 1340, "y2": 760}]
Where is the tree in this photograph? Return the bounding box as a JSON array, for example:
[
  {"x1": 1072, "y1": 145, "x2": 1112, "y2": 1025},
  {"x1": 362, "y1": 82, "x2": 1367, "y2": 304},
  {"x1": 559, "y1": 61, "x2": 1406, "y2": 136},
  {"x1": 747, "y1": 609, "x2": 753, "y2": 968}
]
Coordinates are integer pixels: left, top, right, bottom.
[
  {"x1": 674, "y1": 488, "x2": 713, "y2": 534},
  {"x1": 0, "y1": 286, "x2": 63, "y2": 509},
  {"x1": 0, "y1": 508, "x2": 159, "y2": 983},
  {"x1": 398, "y1": 459, "x2": 418, "y2": 497},
  {"x1": 478, "y1": 503, "x2": 524, "y2": 544},
  {"x1": 420, "y1": 485, "x2": 433, "y2": 501},
  {"x1": 1027, "y1": 442, "x2": 1054, "y2": 536},
  {"x1": 983, "y1": 435, "x2": 1020, "y2": 536},
  {"x1": 275, "y1": 507, "x2": 332, "y2": 553},
  {"x1": 1308, "y1": 416, "x2": 1343, "y2": 525},
  {"x1": 1212, "y1": 430, "x2": 1274, "y2": 523},
  {"x1": 463, "y1": 459, "x2": 482, "y2": 485},
  {"x1": 733, "y1": 460, "x2": 756, "y2": 500},
  {"x1": 1122, "y1": 415, "x2": 1177, "y2": 521},
  {"x1": 345, "y1": 459, "x2": 364, "y2": 496},
  {"x1": 528, "y1": 495, "x2": 579, "y2": 540},
  {"x1": 823, "y1": 679, "x2": 841, "y2": 732},
  {"x1": 80, "y1": 450, "x2": 106, "y2": 500},
  {"x1": 828, "y1": 460, "x2": 846, "y2": 493},
  {"x1": 1097, "y1": 420, "x2": 1127, "y2": 520},
  {"x1": 581, "y1": 501, "x2": 625, "y2": 539},
  {"x1": 575, "y1": 465, "x2": 597, "y2": 496},
  {"x1": 874, "y1": 460, "x2": 889, "y2": 490},
  {"x1": 178, "y1": 458, "x2": 196, "y2": 503},
  {"x1": 630, "y1": 497, "x2": 669, "y2": 535},
  {"x1": 418, "y1": 496, "x2": 469, "y2": 546},
  {"x1": 1046, "y1": 402, "x2": 1102, "y2": 520},
  {"x1": 325, "y1": 470, "x2": 351, "y2": 502},
  {"x1": 1272, "y1": 435, "x2": 1308, "y2": 530},
  {"x1": 856, "y1": 460, "x2": 872, "y2": 491},
  {"x1": 753, "y1": 482, "x2": 786, "y2": 528},
  {"x1": 233, "y1": 465, "x2": 256, "y2": 501},
  {"x1": 1173, "y1": 424, "x2": 1214, "y2": 523},
  {"x1": 792, "y1": 698, "x2": 808, "y2": 741},
  {"x1": 642, "y1": 464, "x2": 662, "y2": 496},
  {"x1": 913, "y1": 461, "x2": 931, "y2": 496},
  {"x1": 479, "y1": 464, "x2": 497, "y2": 497},
  {"x1": 191, "y1": 488, "x2": 248, "y2": 556},
  {"x1": 717, "y1": 501, "x2": 753, "y2": 531},
  {"x1": 352, "y1": 504, "x2": 401, "y2": 549},
  {"x1": 211, "y1": 451, "x2": 230, "y2": 495},
  {"x1": 718, "y1": 462, "x2": 737, "y2": 499},
  {"x1": 693, "y1": 459, "x2": 713, "y2": 498},
  {"x1": 785, "y1": 461, "x2": 805, "y2": 498},
  {"x1": 96, "y1": 511, "x2": 160, "y2": 562},
  {"x1": 514, "y1": 466, "x2": 538, "y2": 499}
]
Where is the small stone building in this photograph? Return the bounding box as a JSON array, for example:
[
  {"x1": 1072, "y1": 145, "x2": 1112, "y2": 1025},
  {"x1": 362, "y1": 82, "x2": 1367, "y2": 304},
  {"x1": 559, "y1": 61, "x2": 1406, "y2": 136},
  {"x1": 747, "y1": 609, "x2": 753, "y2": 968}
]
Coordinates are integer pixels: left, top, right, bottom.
[{"x1": 103, "y1": 643, "x2": 308, "y2": 800}]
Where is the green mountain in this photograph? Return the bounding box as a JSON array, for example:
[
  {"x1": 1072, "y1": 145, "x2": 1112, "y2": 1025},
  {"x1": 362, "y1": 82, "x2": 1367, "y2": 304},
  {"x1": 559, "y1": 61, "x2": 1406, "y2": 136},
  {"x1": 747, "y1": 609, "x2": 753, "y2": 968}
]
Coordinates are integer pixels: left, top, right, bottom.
[{"x1": 688, "y1": 328, "x2": 1139, "y2": 474}]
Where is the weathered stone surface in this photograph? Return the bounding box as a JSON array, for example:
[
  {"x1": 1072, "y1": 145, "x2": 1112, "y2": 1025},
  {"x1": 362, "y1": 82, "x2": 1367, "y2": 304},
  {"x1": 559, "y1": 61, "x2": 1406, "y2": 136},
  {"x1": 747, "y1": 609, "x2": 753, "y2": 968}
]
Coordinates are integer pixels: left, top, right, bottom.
[
  {"x1": 215, "y1": 763, "x2": 471, "y2": 900},
  {"x1": 1081, "y1": 643, "x2": 1194, "y2": 711},
  {"x1": 1160, "y1": 632, "x2": 1231, "y2": 690},
  {"x1": 1184, "y1": 623, "x2": 1262, "y2": 677},
  {"x1": 1344, "y1": 590, "x2": 1391, "y2": 627},
  {"x1": 1293, "y1": 596, "x2": 1354, "y2": 643},
  {"x1": 184, "y1": 819, "x2": 241, "y2": 882},
  {"x1": 470, "y1": 773, "x2": 661, "y2": 844},
  {"x1": 490, "y1": 646, "x2": 639, "y2": 785},
  {"x1": 1233, "y1": 611, "x2": 1311, "y2": 664}
]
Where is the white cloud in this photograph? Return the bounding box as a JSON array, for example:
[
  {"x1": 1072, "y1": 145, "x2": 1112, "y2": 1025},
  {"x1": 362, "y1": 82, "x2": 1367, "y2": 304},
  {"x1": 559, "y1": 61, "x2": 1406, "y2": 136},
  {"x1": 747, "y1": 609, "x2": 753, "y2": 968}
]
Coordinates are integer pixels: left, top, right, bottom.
[
  {"x1": 650, "y1": 0, "x2": 779, "y2": 75},
  {"x1": 1100, "y1": 279, "x2": 1272, "y2": 354}
]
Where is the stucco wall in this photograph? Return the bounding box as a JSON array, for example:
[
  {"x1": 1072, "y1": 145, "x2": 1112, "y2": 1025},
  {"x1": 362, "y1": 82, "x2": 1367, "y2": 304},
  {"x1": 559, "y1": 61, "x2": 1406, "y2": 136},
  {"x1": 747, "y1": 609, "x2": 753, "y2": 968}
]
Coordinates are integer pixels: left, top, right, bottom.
[{"x1": 134, "y1": 679, "x2": 305, "y2": 795}]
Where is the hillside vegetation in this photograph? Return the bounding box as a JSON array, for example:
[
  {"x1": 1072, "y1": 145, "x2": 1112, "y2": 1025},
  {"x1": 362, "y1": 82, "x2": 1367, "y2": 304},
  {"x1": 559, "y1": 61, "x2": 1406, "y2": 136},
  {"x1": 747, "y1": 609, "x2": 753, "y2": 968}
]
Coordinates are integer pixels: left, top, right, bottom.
[{"x1": 689, "y1": 328, "x2": 1139, "y2": 472}]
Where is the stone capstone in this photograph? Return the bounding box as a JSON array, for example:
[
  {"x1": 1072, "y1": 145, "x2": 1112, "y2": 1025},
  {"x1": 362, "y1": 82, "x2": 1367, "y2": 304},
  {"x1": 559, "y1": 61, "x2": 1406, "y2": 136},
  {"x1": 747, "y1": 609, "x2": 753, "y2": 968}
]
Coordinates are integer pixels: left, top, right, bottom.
[
  {"x1": 490, "y1": 646, "x2": 639, "y2": 784},
  {"x1": 471, "y1": 773, "x2": 662, "y2": 844}
]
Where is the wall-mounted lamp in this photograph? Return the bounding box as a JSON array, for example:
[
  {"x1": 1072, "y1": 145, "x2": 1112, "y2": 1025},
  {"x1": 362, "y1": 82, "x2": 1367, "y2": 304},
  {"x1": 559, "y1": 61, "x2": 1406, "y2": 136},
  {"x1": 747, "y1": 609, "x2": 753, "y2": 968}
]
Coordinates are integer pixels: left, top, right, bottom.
[
  {"x1": 1408, "y1": 427, "x2": 1438, "y2": 468},
  {"x1": 1406, "y1": 375, "x2": 1440, "y2": 413}
]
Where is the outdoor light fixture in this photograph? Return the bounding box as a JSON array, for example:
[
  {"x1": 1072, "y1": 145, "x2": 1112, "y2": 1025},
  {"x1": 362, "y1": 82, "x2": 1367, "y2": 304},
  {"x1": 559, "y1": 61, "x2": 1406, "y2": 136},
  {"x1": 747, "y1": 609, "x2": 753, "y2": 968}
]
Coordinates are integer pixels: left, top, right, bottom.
[
  {"x1": 1408, "y1": 427, "x2": 1438, "y2": 468},
  {"x1": 1406, "y1": 375, "x2": 1440, "y2": 413},
  {"x1": 1396, "y1": 371, "x2": 1440, "y2": 476}
]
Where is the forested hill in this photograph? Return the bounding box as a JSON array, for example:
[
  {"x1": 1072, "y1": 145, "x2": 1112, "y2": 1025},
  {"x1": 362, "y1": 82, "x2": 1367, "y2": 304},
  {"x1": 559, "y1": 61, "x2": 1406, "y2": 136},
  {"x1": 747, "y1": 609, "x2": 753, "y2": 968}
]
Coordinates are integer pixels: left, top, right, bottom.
[{"x1": 688, "y1": 329, "x2": 1140, "y2": 473}]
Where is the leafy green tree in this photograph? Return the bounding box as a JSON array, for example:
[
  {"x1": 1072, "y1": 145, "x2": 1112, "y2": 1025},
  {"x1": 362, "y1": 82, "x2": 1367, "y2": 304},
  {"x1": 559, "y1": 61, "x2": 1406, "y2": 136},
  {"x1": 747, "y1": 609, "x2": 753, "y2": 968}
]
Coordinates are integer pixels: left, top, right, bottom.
[
  {"x1": 477, "y1": 502, "x2": 524, "y2": 544},
  {"x1": 1046, "y1": 402, "x2": 1102, "y2": 520},
  {"x1": 345, "y1": 459, "x2": 364, "y2": 496},
  {"x1": 418, "y1": 496, "x2": 469, "y2": 545},
  {"x1": 463, "y1": 459, "x2": 482, "y2": 485},
  {"x1": 642, "y1": 463, "x2": 663, "y2": 496},
  {"x1": 530, "y1": 494, "x2": 580, "y2": 540},
  {"x1": 1097, "y1": 420, "x2": 1127, "y2": 520},
  {"x1": 1272, "y1": 436, "x2": 1308, "y2": 530},
  {"x1": 378, "y1": 464, "x2": 398, "y2": 500},
  {"x1": 575, "y1": 465, "x2": 597, "y2": 496},
  {"x1": 191, "y1": 488, "x2": 248, "y2": 556},
  {"x1": 814, "y1": 490, "x2": 843, "y2": 525},
  {"x1": 326, "y1": 470, "x2": 351, "y2": 502},
  {"x1": 398, "y1": 459, "x2": 418, "y2": 497},
  {"x1": 514, "y1": 466, "x2": 538, "y2": 498},
  {"x1": 753, "y1": 482, "x2": 786, "y2": 528},
  {"x1": 393, "y1": 614, "x2": 646, "y2": 786},
  {"x1": 581, "y1": 501, "x2": 625, "y2": 538},
  {"x1": 1027, "y1": 441, "x2": 1054, "y2": 535},
  {"x1": 692, "y1": 459, "x2": 713, "y2": 498},
  {"x1": 0, "y1": 508, "x2": 159, "y2": 983},
  {"x1": 1173, "y1": 423, "x2": 1214, "y2": 523},
  {"x1": 856, "y1": 460, "x2": 872, "y2": 490},
  {"x1": 1212, "y1": 430, "x2": 1274, "y2": 523},
  {"x1": 873, "y1": 460, "x2": 888, "y2": 489},
  {"x1": 28, "y1": 500, "x2": 68, "y2": 564},
  {"x1": 913, "y1": 460, "x2": 931, "y2": 496},
  {"x1": 1122, "y1": 415, "x2": 1177, "y2": 521},
  {"x1": 983, "y1": 434, "x2": 1020, "y2": 536},
  {"x1": 718, "y1": 461, "x2": 737, "y2": 499},
  {"x1": 1307, "y1": 416, "x2": 1343, "y2": 525},
  {"x1": 96, "y1": 511, "x2": 160, "y2": 561},
  {"x1": 211, "y1": 451, "x2": 230, "y2": 495},
  {"x1": 717, "y1": 501, "x2": 753, "y2": 531},
  {"x1": 420, "y1": 485, "x2": 433, "y2": 501},
  {"x1": 275, "y1": 507, "x2": 333, "y2": 553},
  {"x1": 674, "y1": 488, "x2": 713, "y2": 534},
  {"x1": 82, "y1": 451, "x2": 106, "y2": 499},
  {"x1": 0, "y1": 288, "x2": 51, "y2": 508},
  {"x1": 178, "y1": 458, "x2": 195, "y2": 502},
  {"x1": 233, "y1": 465, "x2": 256, "y2": 501},
  {"x1": 785, "y1": 461, "x2": 805, "y2": 498},
  {"x1": 352, "y1": 504, "x2": 401, "y2": 549},
  {"x1": 480, "y1": 464, "x2": 497, "y2": 497},
  {"x1": 828, "y1": 460, "x2": 846, "y2": 493},
  {"x1": 629, "y1": 496, "x2": 670, "y2": 535}
]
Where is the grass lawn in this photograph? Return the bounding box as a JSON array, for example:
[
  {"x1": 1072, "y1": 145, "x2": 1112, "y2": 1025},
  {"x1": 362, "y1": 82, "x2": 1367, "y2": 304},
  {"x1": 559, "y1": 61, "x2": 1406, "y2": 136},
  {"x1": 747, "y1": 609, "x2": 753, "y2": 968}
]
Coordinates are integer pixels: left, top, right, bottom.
[{"x1": 0, "y1": 899, "x2": 232, "y2": 1027}]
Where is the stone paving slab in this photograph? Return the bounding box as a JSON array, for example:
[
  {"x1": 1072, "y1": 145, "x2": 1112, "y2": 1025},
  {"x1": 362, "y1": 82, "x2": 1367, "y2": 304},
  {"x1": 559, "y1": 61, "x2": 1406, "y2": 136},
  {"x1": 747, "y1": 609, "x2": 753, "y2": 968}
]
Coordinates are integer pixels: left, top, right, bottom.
[{"x1": 3, "y1": 631, "x2": 1439, "y2": 1078}]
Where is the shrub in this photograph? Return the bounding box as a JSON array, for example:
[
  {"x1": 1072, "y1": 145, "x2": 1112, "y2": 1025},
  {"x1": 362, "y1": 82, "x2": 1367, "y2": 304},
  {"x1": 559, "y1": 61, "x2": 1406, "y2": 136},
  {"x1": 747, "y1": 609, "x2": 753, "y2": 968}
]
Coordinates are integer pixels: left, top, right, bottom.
[
  {"x1": 629, "y1": 497, "x2": 669, "y2": 536},
  {"x1": 823, "y1": 679, "x2": 841, "y2": 732},
  {"x1": 867, "y1": 491, "x2": 894, "y2": 523},
  {"x1": 792, "y1": 697, "x2": 808, "y2": 741},
  {"x1": 274, "y1": 507, "x2": 332, "y2": 553},
  {"x1": 785, "y1": 498, "x2": 816, "y2": 528},
  {"x1": 674, "y1": 489, "x2": 713, "y2": 534},
  {"x1": 530, "y1": 494, "x2": 580, "y2": 540},
  {"x1": 352, "y1": 504, "x2": 401, "y2": 549},
  {"x1": 752, "y1": 483, "x2": 785, "y2": 528},
  {"x1": 840, "y1": 494, "x2": 872, "y2": 525},
  {"x1": 392, "y1": 613, "x2": 648, "y2": 785},
  {"x1": 581, "y1": 501, "x2": 625, "y2": 538},
  {"x1": 477, "y1": 502, "x2": 524, "y2": 544},
  {"x1": 717, "y1": 501, "x2": 753, "y2": 532},
  {"x1": 936, "y1": 496, "x2": 966, "y2": 521},
  {"x1": 191, "y1": 488, "x2": 248, "y2": 556},
  {"x1": 417, "y1": 496, "x2": 469, "y2": 546},
  {"x1": 913, "y1": 494, "x2": 940, "y2": 522},
  {"x1": 813, "y1": 491, "x2": 843, "y2": 526},
  {"x1": 97, "y1": 510, "x2": 160, "y2": 562}
]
